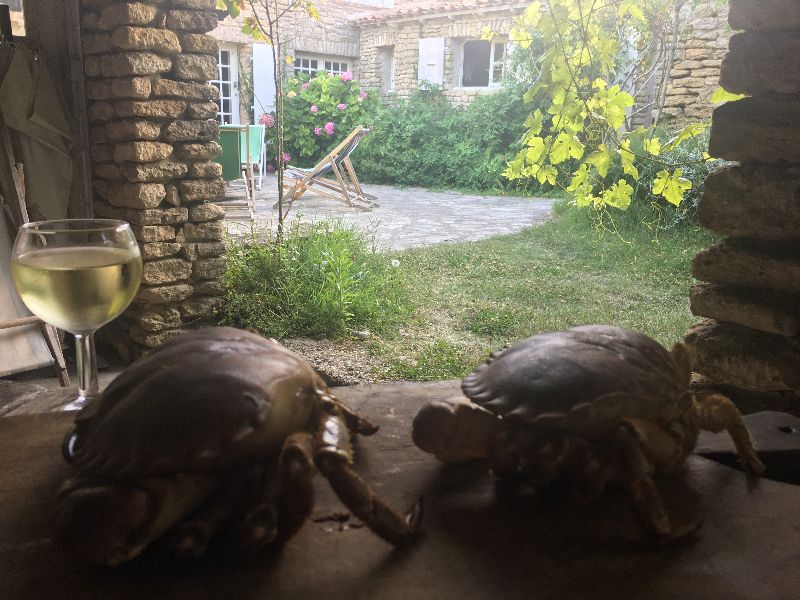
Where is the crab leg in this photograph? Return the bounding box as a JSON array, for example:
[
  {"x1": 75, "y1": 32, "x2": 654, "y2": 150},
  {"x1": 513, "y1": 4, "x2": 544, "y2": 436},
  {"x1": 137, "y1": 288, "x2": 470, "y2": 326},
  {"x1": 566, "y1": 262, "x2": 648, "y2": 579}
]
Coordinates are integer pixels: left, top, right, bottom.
[
  {"x1": 695, "y1": 394, "x2": 765, "y2": 476},
  {"x1": 274, "y1": 432, "x2": 316, "y2": 543},
  {"x1": 313, "y1": 401, "x2": 421, "y2": 546}
]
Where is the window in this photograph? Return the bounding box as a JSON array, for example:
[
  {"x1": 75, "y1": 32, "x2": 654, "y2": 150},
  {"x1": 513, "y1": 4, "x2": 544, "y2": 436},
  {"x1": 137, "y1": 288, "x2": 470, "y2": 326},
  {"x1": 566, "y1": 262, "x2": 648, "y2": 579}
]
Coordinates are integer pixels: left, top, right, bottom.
[
  {"x1": 461, "y1": 40, "x2": 506, "y2": 87},
  {"x1": 378, "y1": 46, "x2": 395, "y2": 93},
  {"x1": 293, "y1": 53, "x2": 349, "y2": 76},
  {"x1": 209, "y1": 43, "x2": 240, "y2": 124}
]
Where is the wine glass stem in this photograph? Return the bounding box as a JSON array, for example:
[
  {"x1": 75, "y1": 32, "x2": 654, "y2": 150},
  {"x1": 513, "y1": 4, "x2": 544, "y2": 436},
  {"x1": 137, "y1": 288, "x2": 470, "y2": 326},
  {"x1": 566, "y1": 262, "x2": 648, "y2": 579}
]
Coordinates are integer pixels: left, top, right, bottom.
[{"x1": 74, "y1": 333, "x2": 99, "y2": 402}]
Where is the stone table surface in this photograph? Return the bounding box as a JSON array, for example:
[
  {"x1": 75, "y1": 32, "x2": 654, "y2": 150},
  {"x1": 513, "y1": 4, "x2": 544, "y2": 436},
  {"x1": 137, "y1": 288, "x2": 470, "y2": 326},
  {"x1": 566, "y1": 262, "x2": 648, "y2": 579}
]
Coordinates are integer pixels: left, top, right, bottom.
[{"x1": 1, "y1": 380, "x2": 799, "y2": 600}]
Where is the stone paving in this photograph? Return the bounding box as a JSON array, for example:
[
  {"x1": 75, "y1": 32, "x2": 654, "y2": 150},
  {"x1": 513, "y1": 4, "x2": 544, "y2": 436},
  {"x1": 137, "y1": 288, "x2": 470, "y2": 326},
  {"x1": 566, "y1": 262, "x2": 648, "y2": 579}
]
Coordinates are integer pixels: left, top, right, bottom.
[{"x1": 222, "y1": 174, "x2": 554, "y2": 250}]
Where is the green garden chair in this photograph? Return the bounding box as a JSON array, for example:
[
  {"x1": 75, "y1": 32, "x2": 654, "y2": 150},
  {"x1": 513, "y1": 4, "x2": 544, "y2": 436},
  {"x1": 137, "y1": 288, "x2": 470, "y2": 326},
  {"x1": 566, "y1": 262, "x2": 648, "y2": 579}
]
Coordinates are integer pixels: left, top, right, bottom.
[{"x1": 215, "y1": 125, "x2": 256, "y2": 218}]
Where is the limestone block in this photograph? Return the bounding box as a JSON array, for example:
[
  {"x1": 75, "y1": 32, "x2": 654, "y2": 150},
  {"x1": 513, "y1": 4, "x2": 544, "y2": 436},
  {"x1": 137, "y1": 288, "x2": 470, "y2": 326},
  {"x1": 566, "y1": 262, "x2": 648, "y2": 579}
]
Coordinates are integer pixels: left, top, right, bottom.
[
  {"x1": 729, "y1": 0, "x2": 800, "y2": 31},
  {"x1": 163, "y1": 119, "x2": 218, "y2": 142},
  {"x1": 86, "y1": 80, "x2": 112, "y2": 100},
  {"x1": 171, "y1": 0, "x2": 215, "y2": 9},
  {"x1": 89, "y1": 125, "x2": 108, "y2": 144},
  {"x1": 115, "y1": 99, "x2": 187, "y2": 119},
  {"x1": 720, "y1": 32, "x2": 800, "y2": 95},
  {"x1": 135, "y1": 283, "x2": 193, "y2": 305},
  {"x1": 88, "y1": 101, "x2": 115, "y2": 122},
  {"x1": 82, "y1": 12, "x2": 99, "y2": 31},
  {"x1": 690, "y1": 284, "x2": 800, "y2": 337},
  {"x1": 110, "y1": 77, "x2": 152, "y2": 99},
  {"x1": 186, "y1": 102, "x2": 218, "y2": 119},
  {"x1": 179, "y1": 33, "x2": 217, "y2": 55},
  {"x1": 97, "y1": 182, "x2": 166, "y2": 209},
  {"x1": 193, "y1": 280, "x2": 226, "y2": 296},
  {"x1": 172, "y1": 54, "x2": 217, "y2": 81},
  {"x1": 684, "y1": 319, "x2": 800, "y2": 393},
  {"x1": 192, "y1": 257, "x2": 226, "y2": 280},
  {"x1": 181, "y1": 240, "x2": 225, "y2": 260},
  {"x1": 693, "y1": 238, "x2": 800, "y2": 293},
  {"x1": 133, "y1": 225, "x2": 176, "y2": 242},
  {"x1": 165, "y1": 10, "x2": 218, "y2": 32},
  {"x1": 152, "y1": 78, "x2": 217, "y2": 100},
  {"x1": 178, "y1": 178, "x2": 225, "y2": 202},
  {"x1": 183, "y1": 220, "x2": 225, "y2": 241},
  {"x1": 98, "y1": 3, "x2": 160, "y2": 29},
  {"x1": 94, "y1": 162, "x2": 123, "y2": 180},
  {"x1": 83, "y1": 33, "x2": 112, "y2": 55},
  {"x1": 122, "y1": 160, "x2": 189, "y2": 182},
  {"x1": 176, "y1": 141, "x2": 222, "y2": 160},
  {"x1": 90, "y1": 144, "x2": 114, "y2": 162},
  {"x1": 105, "y1": 120, "x2": 162, "y2": 141},
  {"x1": 142, "y1": 258, "x2": 193, "y2": 285},
  {"x1": 189, "y1": 202, "x2": 224, "y2": 222},
  {"x1": 93, "y1": 200, "x2": 127, "y2": 221},
  {"x1": 179, "y1": 296, "x2": 224, "y2": 320},
  {"x1": 113, "y1": 141, "x2": 174, "y2": 163},
  {"x1": 709, "y1": 95, "x2": 800, "y2": 163},
  {"x1": 187, "y1": 161, "x2": 222, "y2": 178},
  {"x1": 699, "y1": 164, "x2": 800, "y2": 240},
  {"x1": 111, "y1": 26, "x2": 182, "y2": 54},
  {"x1": 164, "y1": 184, "x2": 180, "y2": 206},
  {"x1": 129, "y1": 307, "x2": 182, "y2": 332},
  {"x1": 126, "y1": 207, "x2": 188, "y2": 226},
  {"x1": 101, "y1": 52, "x2": 172, "y2": 77},
  {"x1": 130, "y1": 327, "x2": 184, "y2": 347},
  {"x1": 141, "y1": 242, "x2": 182, "y2": 259}
]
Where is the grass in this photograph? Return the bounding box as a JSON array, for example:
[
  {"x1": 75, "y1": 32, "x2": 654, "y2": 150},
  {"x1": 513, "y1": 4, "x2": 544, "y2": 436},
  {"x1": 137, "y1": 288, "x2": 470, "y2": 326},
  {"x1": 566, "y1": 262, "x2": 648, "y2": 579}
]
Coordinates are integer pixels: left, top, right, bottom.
[{"x1": 372, "y1": 201, "x2": 716, "y2": 381}]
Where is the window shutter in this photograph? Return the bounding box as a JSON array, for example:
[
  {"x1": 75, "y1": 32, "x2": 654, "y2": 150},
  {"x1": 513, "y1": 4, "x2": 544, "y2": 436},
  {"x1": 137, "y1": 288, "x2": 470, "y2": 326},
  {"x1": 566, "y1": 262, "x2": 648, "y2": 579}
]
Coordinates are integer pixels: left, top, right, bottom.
[
  {"x1": 252, "y1": 43, "x2": 276, "y2": 115},
  {"x1": 417, "y1": 37, "x2": 444, "y2": 86}
]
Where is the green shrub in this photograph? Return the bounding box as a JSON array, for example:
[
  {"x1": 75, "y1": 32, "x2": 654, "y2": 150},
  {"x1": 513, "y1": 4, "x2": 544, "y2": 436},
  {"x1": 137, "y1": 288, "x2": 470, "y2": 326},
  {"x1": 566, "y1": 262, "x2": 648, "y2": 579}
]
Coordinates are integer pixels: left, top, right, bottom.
[{"x1": 222, "y1": 220, "x2": 412, "y2": 339}]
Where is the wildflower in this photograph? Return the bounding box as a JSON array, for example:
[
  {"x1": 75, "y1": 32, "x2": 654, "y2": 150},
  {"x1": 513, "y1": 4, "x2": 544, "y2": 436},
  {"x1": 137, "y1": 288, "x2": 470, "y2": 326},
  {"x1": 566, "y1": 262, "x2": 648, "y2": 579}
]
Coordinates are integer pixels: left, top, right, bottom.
[
  {"x1": 391, "y1": 259, "x2": 400, "y2": 268},
  {"x1": 259, "y1": 113, "x2": 275, "y2": 127},
  {"x1": 291, "y1": 78, "x2": 298, "y2": 85},
  {"x1": 310, "y1": 105, "x2": 319, "y2": 114},
  {"x1": 287, "y1": 90, "x2": 296, "y2": 98},
  {"x1": 282, "y1": 152, "x2": 291, "y2": 163},
  {"x1": 337, "y1": 103, "x2": 347, "y2": 111},
  {"x1": 324, "y1": 121, "x2": 335, "y2": 135},
  {"x1": 314, "y1": 127, "x2": 322, "y2": 136},
  {"x1": 359, "y1": 91, "x2": 368, "y2": 100},
  {"x1": 340, "y1": 71, "x2": 353, "y2": 82},
  {"x1": 301, "y1": 83, "x2": 309, "y2": 90}
]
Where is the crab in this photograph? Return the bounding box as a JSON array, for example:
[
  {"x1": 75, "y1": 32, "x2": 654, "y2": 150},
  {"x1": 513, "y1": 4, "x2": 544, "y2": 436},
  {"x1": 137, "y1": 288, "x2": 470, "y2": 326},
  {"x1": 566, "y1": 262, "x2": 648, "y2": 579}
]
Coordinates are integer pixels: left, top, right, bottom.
[
  {"x1": 412, "y1": 325, "x2": 765, "y2": 542},
  {"x1": 55, "y1": 327, "x2": 420, "y2": 566}
]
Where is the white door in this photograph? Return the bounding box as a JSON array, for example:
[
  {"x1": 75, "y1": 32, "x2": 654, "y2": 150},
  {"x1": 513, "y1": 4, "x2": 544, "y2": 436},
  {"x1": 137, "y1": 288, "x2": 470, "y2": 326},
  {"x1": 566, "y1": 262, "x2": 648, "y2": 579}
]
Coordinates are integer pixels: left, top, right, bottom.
[
  {"x1": 252, "y1": 43, "x2": 276, "y2": 116},
  {"x1": 417, "y1": 37, "x2": 444, "y2": 86},
  {"x1": 210, "y1": 42, "x2": 240, "y2": 124}
]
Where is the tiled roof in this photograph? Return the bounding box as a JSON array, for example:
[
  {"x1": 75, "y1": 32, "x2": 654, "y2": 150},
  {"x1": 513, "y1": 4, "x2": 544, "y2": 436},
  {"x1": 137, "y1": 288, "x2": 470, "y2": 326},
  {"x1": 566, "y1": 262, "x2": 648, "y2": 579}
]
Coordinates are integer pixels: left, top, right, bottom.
[{"x1": 352, "y1": 0, "x2": 524, "y2": 25}]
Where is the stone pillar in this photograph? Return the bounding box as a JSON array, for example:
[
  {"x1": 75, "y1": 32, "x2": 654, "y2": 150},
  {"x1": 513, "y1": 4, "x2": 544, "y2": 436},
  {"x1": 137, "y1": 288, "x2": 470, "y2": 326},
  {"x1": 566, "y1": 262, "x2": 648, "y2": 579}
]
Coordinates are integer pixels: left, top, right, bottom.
[
  {"x1": 80, "y1": 0, "x2": 226, "y2": 359},
  {"x1": 684, "y1": 0, "x2": 800, "y2": 396}
]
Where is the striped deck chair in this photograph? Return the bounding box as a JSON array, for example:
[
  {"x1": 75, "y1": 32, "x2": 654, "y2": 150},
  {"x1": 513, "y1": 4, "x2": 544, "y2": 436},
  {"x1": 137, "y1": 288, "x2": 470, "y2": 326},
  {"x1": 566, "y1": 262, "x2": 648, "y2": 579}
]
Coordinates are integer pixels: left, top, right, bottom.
[{"x1": 275, "y1": 125, "x2": 378, "y2": 213}]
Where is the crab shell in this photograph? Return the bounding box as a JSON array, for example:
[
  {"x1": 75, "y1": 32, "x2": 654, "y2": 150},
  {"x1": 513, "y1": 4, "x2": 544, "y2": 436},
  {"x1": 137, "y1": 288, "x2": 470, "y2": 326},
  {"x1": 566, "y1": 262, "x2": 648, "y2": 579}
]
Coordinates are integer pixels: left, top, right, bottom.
[
  {"x1": 460, "y1": 325, "x2": 692, "y2": 438},
  {"x1": 65, "y1": 327, "x2": 326, "y2": 479}
]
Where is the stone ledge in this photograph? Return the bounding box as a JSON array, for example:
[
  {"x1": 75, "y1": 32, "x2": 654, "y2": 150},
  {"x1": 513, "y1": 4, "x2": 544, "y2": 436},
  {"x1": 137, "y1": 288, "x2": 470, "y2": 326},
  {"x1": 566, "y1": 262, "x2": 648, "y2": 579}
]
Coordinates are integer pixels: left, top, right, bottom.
[
  {"x1": 720, "y1": 32, "x2": 800, "y2": 95},
  {"x1": 111, "y1": 26, "x2": 182, "y2": 54},
  {"x1": 135, "y1": 283, "x2": 194, "y2": 306},
  {"x1": 690, "y1": 284, "x2": 800, "y2": 337},
  {"x1": 729, "y1": 0, "x2": 800, "y2": 31}
]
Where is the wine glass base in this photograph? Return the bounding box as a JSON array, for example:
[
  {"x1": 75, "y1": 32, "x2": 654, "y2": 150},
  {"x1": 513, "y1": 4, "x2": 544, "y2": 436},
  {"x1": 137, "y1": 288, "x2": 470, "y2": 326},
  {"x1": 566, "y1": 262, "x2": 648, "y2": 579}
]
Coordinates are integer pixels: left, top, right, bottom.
[{"x1": 62, "y1": 397, "x2": 91, "y2": 412}]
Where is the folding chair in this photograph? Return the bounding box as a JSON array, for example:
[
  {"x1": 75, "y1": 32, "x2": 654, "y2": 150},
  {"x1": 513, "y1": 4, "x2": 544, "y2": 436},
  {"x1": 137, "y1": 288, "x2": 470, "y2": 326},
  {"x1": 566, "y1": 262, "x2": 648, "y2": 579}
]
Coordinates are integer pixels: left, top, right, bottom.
[
  {"x1": 240, "y1": 125, "x2": 266, "y2": 191},
  {"x1": 214, "y1": 124, "x2": 255, "y2": 218},
  {"x1": 275, "y1": 125, "x2": 379, "y2": 214}
]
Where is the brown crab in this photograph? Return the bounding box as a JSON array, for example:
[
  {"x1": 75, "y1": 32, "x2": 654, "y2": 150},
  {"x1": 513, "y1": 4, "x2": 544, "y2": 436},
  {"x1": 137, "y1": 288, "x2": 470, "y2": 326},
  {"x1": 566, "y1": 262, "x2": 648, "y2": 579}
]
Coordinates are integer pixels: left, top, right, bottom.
[
  {"x1": 55, "y1": 327, "x2": 420, "y2": 566},
  {"x1": 412, "y1": 325, "x2": 764, "y2": 542}
]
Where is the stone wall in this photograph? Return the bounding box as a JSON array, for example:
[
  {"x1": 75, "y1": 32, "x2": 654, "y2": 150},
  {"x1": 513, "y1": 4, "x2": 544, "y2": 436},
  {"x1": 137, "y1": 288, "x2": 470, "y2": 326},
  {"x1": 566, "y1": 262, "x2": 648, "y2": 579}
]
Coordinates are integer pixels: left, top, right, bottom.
[
  {"x1": 357, "y1": 10, "x2": 519, "y2": 107},
  {"x1": 80, "y1": 0, "x2": 227, "y2": 358},
  {"x1": 684, "y1": 0, "x2": 800, "y2": 396}
]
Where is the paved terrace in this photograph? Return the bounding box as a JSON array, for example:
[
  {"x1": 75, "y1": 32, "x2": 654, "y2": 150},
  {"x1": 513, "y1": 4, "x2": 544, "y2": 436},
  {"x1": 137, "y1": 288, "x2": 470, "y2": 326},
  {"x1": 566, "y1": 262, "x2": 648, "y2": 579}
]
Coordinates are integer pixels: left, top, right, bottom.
[{"x1": 222, "y1": 174, "x2": 554, "y2": 250}]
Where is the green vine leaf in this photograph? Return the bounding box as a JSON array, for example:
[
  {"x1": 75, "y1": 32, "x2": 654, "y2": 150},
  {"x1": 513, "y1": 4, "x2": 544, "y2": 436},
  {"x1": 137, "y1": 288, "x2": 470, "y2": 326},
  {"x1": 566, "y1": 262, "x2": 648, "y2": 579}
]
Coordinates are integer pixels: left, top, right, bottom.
[
  {"x1": 652, "y1": 169, "x2": 692, "y2": 206},
  {"x1": 709, "y1": 86, "x2": 747, "y2": 104}
]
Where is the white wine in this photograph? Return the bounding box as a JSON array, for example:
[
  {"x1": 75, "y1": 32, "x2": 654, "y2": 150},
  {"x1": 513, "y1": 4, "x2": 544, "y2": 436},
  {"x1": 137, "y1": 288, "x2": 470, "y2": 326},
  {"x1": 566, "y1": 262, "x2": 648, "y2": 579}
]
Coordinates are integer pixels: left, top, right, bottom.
[{"x1": 12, "y1": 246, "x2": 142, "y2": 333}]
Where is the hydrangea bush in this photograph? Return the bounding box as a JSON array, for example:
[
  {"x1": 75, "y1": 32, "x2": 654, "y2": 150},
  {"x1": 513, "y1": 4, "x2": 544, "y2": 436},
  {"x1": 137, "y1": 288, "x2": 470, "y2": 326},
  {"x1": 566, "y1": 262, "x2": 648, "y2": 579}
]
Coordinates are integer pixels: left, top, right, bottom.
[{"x1": 259, "y1": 71, "x2": 379, "y2": 169}]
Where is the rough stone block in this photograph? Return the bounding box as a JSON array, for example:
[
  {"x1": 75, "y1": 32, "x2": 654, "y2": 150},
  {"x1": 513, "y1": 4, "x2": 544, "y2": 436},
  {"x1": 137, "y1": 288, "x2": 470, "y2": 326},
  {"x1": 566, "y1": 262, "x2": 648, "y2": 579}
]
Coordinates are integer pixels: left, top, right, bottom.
[
  {"x1": 101, "y1": 52, "x2": 172, "y2": 77},
  {"x1": 126, "y1": 207, "x2": 188, "y2": 226},
  {"x1": 129, "y1": 307, "x2": 182, "y2": 332},
  {"x1": 693, "y1": 238, "x2": 800, "y2": 293},
  {"x1": 142, "y1": 257, "x2": 193, "y2": 285},
  {"x1": 183, "y1": 221, "x2": 225, "y2": 241},
  {"x1": 141, "y1": 242, "x2": 182, "y2": 259},
  {"x1": 130, "y1": 326, "x2": 184, "y2": 347},
  {"x1": 98, "y1": 2, "x2": 160, "y2": 29},
  {"x1": 178, "y1": 178, "x2": 225, "y2": 202},
  {"x1": 111, "y1": 26, "x2": 182, "y2": 54},
  {"x1": 192, "y1": 257, "x2": 226, "y2": 280},
  {"x1": 105, "y1": 120, "x2": 162, "y2": 141},
  {"x1": 133, "y1": 225, "x2": 176, "y2": 242},
  {"x1": 97, "y1": 182, "x2": 166, "y2": 209},
  {"x1": 164, "y1": 119, "x2": 218, "y2": 142},
  {"x1": 684, "y1": 319, "x2": 800, "y2": 393},
  {"x1": 193, "y1": 280, "x2": 226, "y2": 296},
  {"x1": 720, "y1": 32, "x2": 800, "y2": 95},
  {"x1": 152, "y1": 78, "x2": 217, "y2": 100},
  {"x1": 110, "y1": 76, "x2": 152, "y2": 99},
  {"x1": 82, "y1": 12, "x2": 99, "y2": 31},
  {"x1": 115, "y1": 99, "x2": 187, "y2": 119},
  {"x1": 94, "y1": 162, "x2": 123, "y2": 180},
  {"x1": 89, "y1": 125, "x2": 109, "y2": 144},
  {"x1": 86, "y1": 80, "x2": 112, "y2": 100},
  {"x1": 690, "y1": 284, "x2": 800, "y2": 337},
  {"x1": 92, "y1": 200, "x2": 127, "y2": 221},
  {"x1": 172, "y1": 54, "x2": 217, "y2": 80},
  {"x1": 113, "y1": 141, "x2": 174, "y2": 163},
  {"x1": 189, "y1": 202, "x2": 224, "y2": 222},
  {"x1": 182, "y1": 240, "x2": 225, "y2": 260},
  {"x1": 709, "y1": 95, "x2": 800, "y2": 163},
  {"x1": 729, "y1": 0, "x2": 800, "y2": 31},
  {"x1": 164, "y1": 184, "x2": 181, "y2": 206},
  {"x1": 187, "y1": 161, "x2": 222, "y2": 178},
  {"x1": 135, "y1": 283, "x2": 193, "y2": 305},
  {"x1": 186, "y1": 102, "x2": 218, "y2": 119},
  {"x1": 83, "y1": 33, "x2": 112, "y2": 55},
  {"x1": 179, "y1": 296, "x2": 224, "y2": 320},
  {"x1": 699, "y1": 164, "x2": 800, "y2": 240},
  {"x1": 165, "y1": 9, "x2": 218, "y2": 32},
  {"x1": 122, "y1": 160, "x2": 189, "y2": 182},
  {"x1": 90, "y1": 144, "x2": 114, "y2": 162},
  {"x1": 176, "y1": 141, "x2": 222, "y2": 160},
  {"x1": 88, "y1": 102, "x2": 115, "y2": 122},
  {"x1": 171, "y1": 0, "x2": 215, "y2": 9},
  {"x1": 179, "y1": 33, "x2": 217, "y2": 55}
]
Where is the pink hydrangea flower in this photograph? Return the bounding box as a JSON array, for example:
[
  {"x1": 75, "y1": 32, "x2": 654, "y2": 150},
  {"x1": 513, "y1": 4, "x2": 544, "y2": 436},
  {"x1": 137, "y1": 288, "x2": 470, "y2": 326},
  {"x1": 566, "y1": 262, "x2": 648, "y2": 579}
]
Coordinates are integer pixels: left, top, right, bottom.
[
  {"x1": 337, "y1": 103, "x2": 347, "y2": 111},
  {"x1": 324, "y1": 121, "x2": 335, "y2": 136},
  {"x1": 310, "y1": 105, "x2": 319, "y2": 114},
  {"x1": 282, "y1": 152, "x2": 291, "y2": 163},
  {"x1": 340, "y1": 71, "x2": 353, "y2": 82},
  {"x1": 301, "y1": 83, "x2": 309, "y2": 90},
  {"x1": 259, "y1": 113, "x2": 275, "y2": 127},
  {"x1": 314, "y1": 127, "x2": 322, "y2": 136},
  {"x1": 359, "y1": 91, "x2": 368, "y2": 100}
]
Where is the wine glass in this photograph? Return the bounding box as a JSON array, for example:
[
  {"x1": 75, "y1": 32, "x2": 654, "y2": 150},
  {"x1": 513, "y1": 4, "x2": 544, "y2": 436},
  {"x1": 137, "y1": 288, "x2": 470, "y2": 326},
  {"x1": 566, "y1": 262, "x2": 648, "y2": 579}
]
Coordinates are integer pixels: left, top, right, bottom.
[{"x1": 11, "y1": 219, "x2": 142, "y2": 411}]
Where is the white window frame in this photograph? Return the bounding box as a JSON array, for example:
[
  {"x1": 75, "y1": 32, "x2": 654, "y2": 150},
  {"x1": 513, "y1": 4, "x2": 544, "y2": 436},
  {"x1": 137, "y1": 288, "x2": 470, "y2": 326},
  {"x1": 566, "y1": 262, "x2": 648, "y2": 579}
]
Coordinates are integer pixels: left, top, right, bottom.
[
  {"x1": 459, "y1": 39, "x2": 506, "y2": 88},
  {"x1": 209, "y1": 42, "x2": 240, "y2": 125},
  {"x1": 379, "y1": 46, "x2": 395, "y2": 93},
  {"x1": 293, "y1": 53, "x2": 351, "y2": 76}
]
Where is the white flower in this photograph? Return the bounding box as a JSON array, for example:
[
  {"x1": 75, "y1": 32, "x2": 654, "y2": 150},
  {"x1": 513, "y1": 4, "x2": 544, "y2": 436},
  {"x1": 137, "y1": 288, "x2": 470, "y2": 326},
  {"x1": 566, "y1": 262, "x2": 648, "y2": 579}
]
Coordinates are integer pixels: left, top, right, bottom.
[{"x1": 391, "y1": 259, "x2": 400, "y2": 267}]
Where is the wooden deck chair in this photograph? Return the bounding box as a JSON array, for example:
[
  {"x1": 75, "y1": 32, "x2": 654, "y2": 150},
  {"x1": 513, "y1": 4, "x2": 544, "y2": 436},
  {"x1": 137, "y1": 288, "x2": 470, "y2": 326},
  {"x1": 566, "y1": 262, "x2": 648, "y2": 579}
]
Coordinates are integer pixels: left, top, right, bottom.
[{"x1": 275, "y1": 125, "x2": 379, "y2": 214}]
